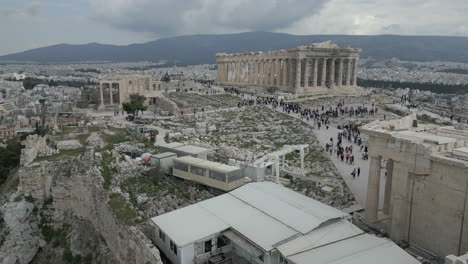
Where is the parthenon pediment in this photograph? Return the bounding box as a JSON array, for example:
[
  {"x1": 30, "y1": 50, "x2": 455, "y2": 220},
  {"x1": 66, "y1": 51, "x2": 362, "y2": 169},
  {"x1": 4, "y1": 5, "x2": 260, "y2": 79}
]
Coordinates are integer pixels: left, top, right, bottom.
[{"x1": 310, "y1": 40, "x2": 340, "y2": 49}]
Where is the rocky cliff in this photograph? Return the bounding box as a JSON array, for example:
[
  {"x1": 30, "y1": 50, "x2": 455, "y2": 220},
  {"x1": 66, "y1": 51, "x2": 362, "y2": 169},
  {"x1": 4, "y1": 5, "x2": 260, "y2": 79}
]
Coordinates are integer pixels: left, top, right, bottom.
[{"x1": 1, "y1": 134, "x2": 162, "y2": 264}]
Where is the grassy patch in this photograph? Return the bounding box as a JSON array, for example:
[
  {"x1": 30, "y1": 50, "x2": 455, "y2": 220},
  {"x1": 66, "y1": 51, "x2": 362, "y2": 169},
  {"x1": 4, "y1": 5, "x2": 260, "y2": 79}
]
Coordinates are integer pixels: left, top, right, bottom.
[
  {"x1": 108, "y1": 192, "x2": 140, "y2": 226},
  {"x1": 34, "y1": 147, "x2": 86, "y2": 162},
  {"x1": 100, "y1": 152, "x2": 115, "y2": 190},
  {"x1": 101, "y1": 127, "x2": 130, "y2": 146}
]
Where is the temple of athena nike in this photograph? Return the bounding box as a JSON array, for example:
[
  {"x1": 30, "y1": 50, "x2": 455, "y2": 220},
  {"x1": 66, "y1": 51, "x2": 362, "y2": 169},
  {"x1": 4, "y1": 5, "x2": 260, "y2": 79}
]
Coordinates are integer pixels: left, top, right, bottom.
[{"x1": 216, "y1": 41, "x2": 361, "y2": 94}]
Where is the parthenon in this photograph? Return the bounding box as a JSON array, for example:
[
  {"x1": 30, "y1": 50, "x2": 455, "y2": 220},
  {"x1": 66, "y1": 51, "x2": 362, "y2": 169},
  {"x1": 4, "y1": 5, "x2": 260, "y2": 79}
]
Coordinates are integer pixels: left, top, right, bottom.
[{"x1": 216, "y1": 41, "x2": 361, "y2": 94}]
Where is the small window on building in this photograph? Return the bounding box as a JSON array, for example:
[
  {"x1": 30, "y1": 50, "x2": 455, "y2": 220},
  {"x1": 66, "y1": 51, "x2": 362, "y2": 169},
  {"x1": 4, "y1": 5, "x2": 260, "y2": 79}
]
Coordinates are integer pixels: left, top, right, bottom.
[
  {"x1": 190, "y1": 165, "x2": 206, "y2": 176},
  {"x1": 204, "y1": 240, "x2": 212, "y2": 253},
  {"x1": 258, "y1": 254, "x2": 264, "y2": 262},
  {"x1": 228, "y1": 170, "x2": 243, "y2": 183},
  {"x1": 159, "y1": 229, "x2": 166, "y2": 242},
  {"x1": 209, "y1": 170, "x2": 226, "y2": 182},
  {"x1": 174, "y1": 161, "x2": 188, "y2": 172},
  {"x1": 170, "y1": 240, "x2": 178, "y2": 256},
  {"x1": 280, "y1": 256, "x2": 288, "y2": 264}
]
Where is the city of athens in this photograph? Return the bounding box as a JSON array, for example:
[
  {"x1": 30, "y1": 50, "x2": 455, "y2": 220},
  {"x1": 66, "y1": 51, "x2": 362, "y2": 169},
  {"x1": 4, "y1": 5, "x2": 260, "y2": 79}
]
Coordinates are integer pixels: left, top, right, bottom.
[{"x1": 0, "y1": 1, "x2": 467, "y2": 264}]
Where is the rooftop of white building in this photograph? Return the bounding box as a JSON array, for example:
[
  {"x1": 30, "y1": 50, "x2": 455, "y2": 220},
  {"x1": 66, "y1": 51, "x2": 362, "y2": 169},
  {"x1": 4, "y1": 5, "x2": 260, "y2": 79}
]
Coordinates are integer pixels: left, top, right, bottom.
[{"x1": 151, "y1": 182, "x2": 420, "y2": 264}]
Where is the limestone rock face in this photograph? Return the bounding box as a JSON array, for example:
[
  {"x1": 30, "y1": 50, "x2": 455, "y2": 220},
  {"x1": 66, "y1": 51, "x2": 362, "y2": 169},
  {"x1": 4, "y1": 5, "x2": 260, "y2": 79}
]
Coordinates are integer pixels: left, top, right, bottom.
[{"x1": 0, "y1": 199, "x2": 45, "y2": 264}]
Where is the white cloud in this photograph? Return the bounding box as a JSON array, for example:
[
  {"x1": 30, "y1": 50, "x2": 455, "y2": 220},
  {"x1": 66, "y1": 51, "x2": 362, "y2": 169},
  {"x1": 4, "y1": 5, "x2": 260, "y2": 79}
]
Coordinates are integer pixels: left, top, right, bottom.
[
  {"x1": 279, "y1": 0, "x2": 468, "y2": 36},
  {"x1": 87, "y1": 0, "x2": 329, "y2": 35}
]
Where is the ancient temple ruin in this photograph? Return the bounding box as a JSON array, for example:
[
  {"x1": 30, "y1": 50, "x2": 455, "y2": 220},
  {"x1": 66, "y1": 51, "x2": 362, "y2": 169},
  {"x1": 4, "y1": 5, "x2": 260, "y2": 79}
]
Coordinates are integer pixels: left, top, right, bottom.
[
  {"x1": 98, "y1": 74, "x2": 163, "y2": 110},
  {"x1": 361, "y1": 113, "x2": 468, "y2": 257},
  {"x1": 216, "y1": 41, "x2": 361, "y2": 94}
]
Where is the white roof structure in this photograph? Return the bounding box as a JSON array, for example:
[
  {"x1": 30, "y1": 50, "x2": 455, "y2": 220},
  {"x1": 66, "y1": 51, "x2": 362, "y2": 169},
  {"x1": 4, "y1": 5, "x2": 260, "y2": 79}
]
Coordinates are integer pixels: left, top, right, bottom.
[
  {"x1": 160, "y1": 142, "x2": 213, "y2": 155},
  {"x1": 152, "y1": 152, "x2": 177, "y2": 159},
  {"x1": 152, "y1": 182, "x2": 348, "y2": 250},
  {"x1": 151, "y1": 182, "x2": 420, "y2": 264},
  {"x1": 286, "y1": 233, "x2": 420, "y2": 264},
  {"x1": 174, "y1": 156, "x2": 241, "y2": 173},
  {"x1": 175, "y1": 144, "x2": 212, "y2": 155}
]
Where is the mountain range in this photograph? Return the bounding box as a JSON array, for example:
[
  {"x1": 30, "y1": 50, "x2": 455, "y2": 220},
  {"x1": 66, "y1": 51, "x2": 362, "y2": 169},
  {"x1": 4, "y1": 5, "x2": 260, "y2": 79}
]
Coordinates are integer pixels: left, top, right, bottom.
[{"x1": 2, "y1": 32, "x2": 468, "y2": 64}]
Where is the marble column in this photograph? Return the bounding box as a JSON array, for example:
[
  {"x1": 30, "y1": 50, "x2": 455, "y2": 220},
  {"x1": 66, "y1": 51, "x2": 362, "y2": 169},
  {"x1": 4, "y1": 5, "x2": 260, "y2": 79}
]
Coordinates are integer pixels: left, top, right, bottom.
[
  {"x1": 304, "y1": 58, "x2": 309, "y2": 89},
  {"x1": 282, "y1": 59, "x2": 288, "y2": 87},
  {"x1": 313, "y1": 58, "x2": 318, "y2": 88},
  {"x1": 353, "y1": 58, "x2": 358, "y2": 86},
  {"x1": 365, "y1": 155, "x2": 382, "y2": 222},
  {"x1": 321, "y1": 58, "x2": 327, "y2": 87},
  {"x1": 346, "y1": 59, "x2": 352, "y2": 86},
  {"x1": 252, "y1": 60, "x2": 257, "y2": 84},
  {"x1": 236, "y1": 61, "x2": 241, "y2": 83},
  {"x1": 270, "y1": 59, "x2": 276, "y2": 85},
  {"x1": 276, "y1": 59, "x2": 281, "y2": 86},
  {"x1": 247, "y1": 61, "x2": 252, "y2": 84},
  {"x1": 258, "y1": 60, "x2": 263, "y2": 85},
  {"x1": 338, "y1": 59, "x2": 343, "y2": 87},
  {"x1": 109, "y1": 83, "x2": 113, "y2": 105},
  {"x1": 330, "y1": 58, "x2": 335, "y2": 88},
  {"x1": 295, "y1": 58, "x2": 301, "y2": 91},
  {"x1": 383, "y1": 159, "x2": 394, "y2": 215},
  {"x1": 289, "y1": 59, "x2": 295, "y2": 88},
  {"x1": 99, "y1": 83, "x2": 104, "y2": 107}
]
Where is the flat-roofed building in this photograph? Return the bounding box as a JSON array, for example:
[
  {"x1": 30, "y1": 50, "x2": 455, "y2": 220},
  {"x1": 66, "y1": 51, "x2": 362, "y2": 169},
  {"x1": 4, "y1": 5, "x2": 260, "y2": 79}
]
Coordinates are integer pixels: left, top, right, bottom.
[
  {"x1": 151, "y1": 182, "x2": 420, "y2": 264},
  {"x1": 159, "y1": 142, "x2": 213, "y2": 160},
  {"x1": 172, "y1": 156, "x2": 245, "y2": 192}
]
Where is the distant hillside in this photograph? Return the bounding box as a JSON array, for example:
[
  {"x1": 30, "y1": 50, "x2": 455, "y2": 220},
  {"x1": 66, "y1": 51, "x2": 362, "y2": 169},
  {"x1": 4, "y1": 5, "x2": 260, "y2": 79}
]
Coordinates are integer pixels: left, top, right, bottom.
[{"x1": 2, "y1": 32, "x2": 468, "y2": 64}]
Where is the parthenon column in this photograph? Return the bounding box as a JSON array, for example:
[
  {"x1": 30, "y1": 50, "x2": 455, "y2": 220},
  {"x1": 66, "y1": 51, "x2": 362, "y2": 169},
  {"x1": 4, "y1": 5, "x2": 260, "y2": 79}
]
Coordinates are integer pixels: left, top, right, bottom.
[
  {"x1": 330, "y1": 58, "x2": 335, "y2": 88},
  {"x1": 252, "y1": 60, "x2": 257, "y2": 84},
  {"x1": 313, "y1": 58, "x2": 318, "y2": 87},
  {"x1": 289, "y1": 59, "x2": 295, "y2": 88},
  {"x1": 295, "y1": 59, "x2": 302, "y2": 91},
  {"x1": 276, "y1": 59, "x2": 281, "y2": 86},
  {"x1": 338, "y1": 59, "x2": 343, "y2": 87},
  {"x1": 263, "y1": 60, "x2": 269, "y2": 85},
  {"x1": 109, "y1": 84, "x2": 113, "y2": 105},
  {"x1": 321, "y1": 58, "x2": 327, "y2": 87},
  {"x1": 236, "y1": 61, "x2": 241, "y2": 83},
  {"x1": 346, "y1": 59, "x2": 352, "y2": 86},
  {"x1": 247, "y1": 61, "x2": 252, "y2": 84},
  {"x1": 352, "y1": 59, "x2": 358, "y2": 86},
  {"x1": 282, "y1": 59, "x2": 288, "y2": 87},
  {"x1": 304, "y1": 58, "x2": 309, "y2": 89},
  {"x1": 270, "y1": 59, "x2": 276, "y2": 85},
  {"x1": 383, "y1": 159, "x2": 394, "y2": 215},
  {"x1": 365, "y1": 155, "x2": 382, "y2": 222},
  {"x1": 258, "y1": 60, "x2": 263, "y2": 84}
]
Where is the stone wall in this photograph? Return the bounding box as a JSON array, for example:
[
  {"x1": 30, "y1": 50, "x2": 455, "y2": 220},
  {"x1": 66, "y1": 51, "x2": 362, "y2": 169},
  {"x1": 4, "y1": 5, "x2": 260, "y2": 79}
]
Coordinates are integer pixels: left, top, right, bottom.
[
  {"x1": 20, "y1": 135, "x2": 48, "y2": 166},
  {"x1": 18, "y1": 144, "x2": 162, "y2": 264}
]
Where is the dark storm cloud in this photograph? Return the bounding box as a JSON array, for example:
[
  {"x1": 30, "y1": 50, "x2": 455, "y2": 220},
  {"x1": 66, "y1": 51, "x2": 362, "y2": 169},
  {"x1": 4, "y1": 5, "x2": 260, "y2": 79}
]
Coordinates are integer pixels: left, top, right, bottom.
[{"x1": 88, "y1": 0, "x2": 329, "y2": 35}]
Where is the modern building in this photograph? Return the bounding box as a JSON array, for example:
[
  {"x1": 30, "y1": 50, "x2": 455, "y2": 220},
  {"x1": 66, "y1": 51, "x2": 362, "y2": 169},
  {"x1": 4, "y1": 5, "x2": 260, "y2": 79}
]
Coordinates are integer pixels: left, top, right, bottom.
[
  {"x1": 216, "y1": 41, "x2": 361, "y2": 94},
  {"x1": 172, "y1": 156, "x2": 245, "y2": 192},
  {"x1": 151, "y1": 182, "x2": 420, "y2": 264},
  {"x1": 159, "y1": 142, "x2": 213, "y2": 160},
  {"x1": 361, "y1": 113, "x2": 468, "y2": 257},
  {"x1": 98, "y1": 74, "x2": 163, "y2": 110}
]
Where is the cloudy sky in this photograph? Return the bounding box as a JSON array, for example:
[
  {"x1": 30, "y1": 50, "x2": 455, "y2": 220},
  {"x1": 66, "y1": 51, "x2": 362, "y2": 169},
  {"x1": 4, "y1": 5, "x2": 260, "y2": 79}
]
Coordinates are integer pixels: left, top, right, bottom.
[{"x1": 1, "y1": 0, "x2": 467, "y2": 55}]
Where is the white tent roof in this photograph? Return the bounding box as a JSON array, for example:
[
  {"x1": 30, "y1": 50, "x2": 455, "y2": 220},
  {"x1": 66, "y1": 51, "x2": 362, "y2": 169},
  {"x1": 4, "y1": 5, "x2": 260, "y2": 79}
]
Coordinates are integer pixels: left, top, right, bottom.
[
  {"x1": 287, "y1": 233, "x2": 421, "y2": 264},
  {"x1": 153, "y1": 203, "x2": 229, "y2": 247},
  {"x1": 151, "y1": 182, "x2": 347, "y2": 249},
  {"x1": 277, "y1": 220, "x2": 363, "y2": 257}
]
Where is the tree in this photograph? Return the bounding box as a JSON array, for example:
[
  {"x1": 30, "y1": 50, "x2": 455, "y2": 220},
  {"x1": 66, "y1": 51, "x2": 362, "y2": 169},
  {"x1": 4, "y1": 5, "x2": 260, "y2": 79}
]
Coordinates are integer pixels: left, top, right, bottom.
[
  {"x1": 122, "y1": 94, "x2": 148, "y2": 116},
  {"x1": 160, "y1": 72, "x2": 171, "y2": 83}
]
